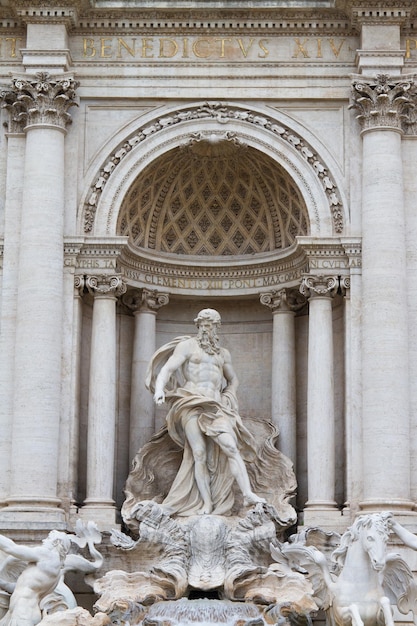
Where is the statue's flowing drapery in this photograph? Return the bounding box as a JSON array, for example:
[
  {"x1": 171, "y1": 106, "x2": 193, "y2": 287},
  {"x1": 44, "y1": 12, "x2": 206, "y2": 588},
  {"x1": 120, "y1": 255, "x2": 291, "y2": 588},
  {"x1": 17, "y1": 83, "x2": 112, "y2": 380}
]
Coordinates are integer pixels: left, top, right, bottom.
[{"x1": 145, "y1": 337, "x2": 257, "y2": 516}]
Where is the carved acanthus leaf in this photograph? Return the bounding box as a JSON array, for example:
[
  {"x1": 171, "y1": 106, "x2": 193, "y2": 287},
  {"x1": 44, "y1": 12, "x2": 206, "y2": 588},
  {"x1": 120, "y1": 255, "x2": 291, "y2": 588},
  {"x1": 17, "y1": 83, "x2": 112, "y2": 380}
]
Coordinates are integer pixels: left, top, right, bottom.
[
  {"x1": 350, "y1": 74, "x2": 416, "y2": 131},
  {"x1": 1, "y1": 72, "x2": 79, "y2": 130}
]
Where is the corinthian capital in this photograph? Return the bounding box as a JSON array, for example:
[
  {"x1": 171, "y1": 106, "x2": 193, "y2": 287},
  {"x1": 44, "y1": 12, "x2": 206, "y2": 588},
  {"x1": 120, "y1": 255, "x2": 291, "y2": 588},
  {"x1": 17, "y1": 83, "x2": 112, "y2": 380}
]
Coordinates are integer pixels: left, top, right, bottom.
[
  {"x1": 260, "y1": 288, "x2": 306, "y2": 313},
  {"x1": 350, "y1": 74, "x2": 415, "y2": 131},
  {"x1": 1, "y1": 72, "x2": 79, "y2": 131},
  {"x1": 300, "y1": 275, "x2": 338, "y2": 299},
  {"x1": 86, "y1": 275, "x2": 127, "y2": 298},
  {"x1": 122, "y1": 288, "x2": 169, "y2": 313}
]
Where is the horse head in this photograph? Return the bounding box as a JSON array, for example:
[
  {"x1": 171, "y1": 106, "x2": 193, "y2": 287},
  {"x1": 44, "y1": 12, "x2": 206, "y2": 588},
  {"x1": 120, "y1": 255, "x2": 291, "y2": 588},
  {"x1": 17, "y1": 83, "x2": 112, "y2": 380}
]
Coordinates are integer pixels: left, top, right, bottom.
[{"x1": 332, "y1": 513, "x2": 390, "y2": 573}]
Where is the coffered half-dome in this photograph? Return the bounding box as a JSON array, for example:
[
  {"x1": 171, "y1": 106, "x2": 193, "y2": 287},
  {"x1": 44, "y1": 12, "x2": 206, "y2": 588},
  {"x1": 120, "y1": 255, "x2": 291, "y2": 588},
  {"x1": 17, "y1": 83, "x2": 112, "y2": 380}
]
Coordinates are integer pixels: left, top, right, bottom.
[{"x1": 117, "y1": 139, "x2": 309, "y2": 256}]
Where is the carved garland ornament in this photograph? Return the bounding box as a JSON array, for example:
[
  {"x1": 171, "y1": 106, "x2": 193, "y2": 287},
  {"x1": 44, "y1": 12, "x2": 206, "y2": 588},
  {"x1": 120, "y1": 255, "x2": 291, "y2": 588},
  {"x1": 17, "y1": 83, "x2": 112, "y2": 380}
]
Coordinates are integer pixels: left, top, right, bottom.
[
  {"x1": 83, "y1": 102, "x2": 344, "y2": 235},
  {"x1": 1, "y1": 72, "x2": 79, "y2": 132}
]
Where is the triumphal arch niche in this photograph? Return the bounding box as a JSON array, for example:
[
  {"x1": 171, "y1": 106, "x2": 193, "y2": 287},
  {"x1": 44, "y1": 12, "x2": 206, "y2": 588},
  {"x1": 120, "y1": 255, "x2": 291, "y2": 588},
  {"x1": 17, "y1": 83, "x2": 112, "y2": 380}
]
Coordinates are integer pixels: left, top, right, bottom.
[{"x1": 75, "y1": 100, "x2": 354, "y2": 527}]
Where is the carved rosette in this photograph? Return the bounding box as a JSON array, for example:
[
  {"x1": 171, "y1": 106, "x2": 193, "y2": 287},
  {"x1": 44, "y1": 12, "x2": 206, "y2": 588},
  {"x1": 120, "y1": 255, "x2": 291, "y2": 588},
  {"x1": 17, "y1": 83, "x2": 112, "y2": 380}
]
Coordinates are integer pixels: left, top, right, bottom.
[
  {"x1": 122, "y1": 288, "x2": 169, "y2": 313},
  {"x1": 260, "y1": 288, "x2": 306, "y2": 312},
  {"x1": 350, "y1": 74, "x2": 416, "y2": 132},
  {"x1": 86, "y1": 275, "x2": 127, "y2": 298},
  {"x1": 300, "y1": 275, "x2": 338, "y2": 299},
  {"x1": 1, "y1": 72, "x2": 79, "y2": 131}
]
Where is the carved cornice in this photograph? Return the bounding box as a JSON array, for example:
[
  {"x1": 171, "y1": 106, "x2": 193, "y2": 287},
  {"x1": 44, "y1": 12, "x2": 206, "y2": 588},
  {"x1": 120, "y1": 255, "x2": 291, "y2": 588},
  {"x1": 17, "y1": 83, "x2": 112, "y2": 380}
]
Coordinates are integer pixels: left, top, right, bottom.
[
  {"x1": 65, "y1": 236, "x2": 358, "y2": 296},
  {"x1": 119, "y1": 239, "x2": 309, "y2": 295},
  {"x1": 12, "y1": 1, "x2": 80, "y2": 27},
  {"x1": 84, "y1": 102, "x2": 344, "y2": 236},
  {"x1": 3, "y1": 0, "x2": 417, "y2": 33},
  {"x1": 350, "y1": 73, "x2": 416, "y2": 132},
  {"x1": 300, "y1": 274, "x2": 339, "y2": 299},
  {"x1": 349, "y1": 3, "x2": 412, "y2": 27},
  {"x1": 1, "y1": 72, "x2": 79, "y2": 130},
  {"x1": 297, "y1": 236, "x2": 360, "y2": 271}
]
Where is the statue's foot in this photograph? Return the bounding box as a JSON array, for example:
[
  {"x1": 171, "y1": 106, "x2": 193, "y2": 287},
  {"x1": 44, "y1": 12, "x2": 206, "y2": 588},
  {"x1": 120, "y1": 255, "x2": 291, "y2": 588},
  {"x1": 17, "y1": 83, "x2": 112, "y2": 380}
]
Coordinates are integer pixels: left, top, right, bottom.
[{"x1": 243, "y1": 492, "x2": 266, "y2": 507}]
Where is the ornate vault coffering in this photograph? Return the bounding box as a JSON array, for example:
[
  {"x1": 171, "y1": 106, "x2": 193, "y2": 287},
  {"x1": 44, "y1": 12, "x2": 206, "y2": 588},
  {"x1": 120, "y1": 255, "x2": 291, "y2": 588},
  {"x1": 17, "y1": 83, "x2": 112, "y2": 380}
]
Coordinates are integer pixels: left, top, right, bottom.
[{"x1": 117, "y1": 140, "x2": 309, "y2": 256}]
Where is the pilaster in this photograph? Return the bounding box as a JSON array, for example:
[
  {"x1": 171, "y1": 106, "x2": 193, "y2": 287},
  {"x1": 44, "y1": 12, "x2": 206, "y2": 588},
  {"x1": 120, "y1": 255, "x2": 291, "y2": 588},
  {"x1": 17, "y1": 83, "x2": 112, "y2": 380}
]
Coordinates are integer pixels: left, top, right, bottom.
[
  {"x1": 349, "y1": 2, "x2": 412, "y2": 75},
  {"x1": 0, "y1": 114, "x2": 25, "y2": 507},
  {"x1": 14, "y1": 1, "x2": 78, "y2": 72},
  {"x1": 340, "y1": 240, "x2": 363, "y2": 517}
]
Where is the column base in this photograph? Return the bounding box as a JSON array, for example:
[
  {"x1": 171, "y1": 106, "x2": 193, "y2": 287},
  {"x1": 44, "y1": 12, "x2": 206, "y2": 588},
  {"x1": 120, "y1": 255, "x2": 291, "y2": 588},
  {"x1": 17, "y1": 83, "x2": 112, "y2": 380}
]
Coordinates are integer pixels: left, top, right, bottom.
[
  {"x1": 0, "y1": 497, "x2": 67, "y2": 530},
  {"x1": 302, "y1": 502, "x2": 346, "y2": 531},
  {"x1": 79, "y1": 500, "x2": 119, "y2": 531},
  {"x1": 359, "y1": 499, "x2": 415, "y2": 526}
]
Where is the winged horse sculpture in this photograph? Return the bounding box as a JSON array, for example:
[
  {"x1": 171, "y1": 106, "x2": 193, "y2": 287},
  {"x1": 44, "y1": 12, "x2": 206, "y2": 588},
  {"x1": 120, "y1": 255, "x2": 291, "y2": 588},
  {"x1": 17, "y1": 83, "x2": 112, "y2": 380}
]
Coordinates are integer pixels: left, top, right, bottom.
[{"x1": 273, "y1": 513, "x2": 417, "y2": 626}]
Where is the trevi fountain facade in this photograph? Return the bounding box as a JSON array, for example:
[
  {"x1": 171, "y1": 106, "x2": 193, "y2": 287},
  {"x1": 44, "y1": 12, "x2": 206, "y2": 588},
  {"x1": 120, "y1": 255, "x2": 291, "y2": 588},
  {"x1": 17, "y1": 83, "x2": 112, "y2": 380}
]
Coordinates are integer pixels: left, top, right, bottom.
[{"x1": 1, "y1": 0, "x2": 417, "y2": 624}]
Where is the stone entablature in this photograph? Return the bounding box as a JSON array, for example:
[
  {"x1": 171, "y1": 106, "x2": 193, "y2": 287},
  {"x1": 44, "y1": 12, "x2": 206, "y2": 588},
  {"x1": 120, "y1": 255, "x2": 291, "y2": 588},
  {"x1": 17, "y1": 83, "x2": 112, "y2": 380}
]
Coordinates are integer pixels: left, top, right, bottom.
[{"x1": 64, "y1": 237, "x2": 360, "y2": 297}]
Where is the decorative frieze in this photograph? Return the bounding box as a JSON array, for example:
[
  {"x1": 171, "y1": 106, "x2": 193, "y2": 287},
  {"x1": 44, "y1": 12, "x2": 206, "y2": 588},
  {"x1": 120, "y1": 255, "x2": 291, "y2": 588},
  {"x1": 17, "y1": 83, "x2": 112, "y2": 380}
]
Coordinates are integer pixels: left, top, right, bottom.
[
  {"x1": 1, "y1": 72, "x2": 79, "y2": 130},
  {"x1": 350, "y1": 74, "x2": 416, "y2": 132}
]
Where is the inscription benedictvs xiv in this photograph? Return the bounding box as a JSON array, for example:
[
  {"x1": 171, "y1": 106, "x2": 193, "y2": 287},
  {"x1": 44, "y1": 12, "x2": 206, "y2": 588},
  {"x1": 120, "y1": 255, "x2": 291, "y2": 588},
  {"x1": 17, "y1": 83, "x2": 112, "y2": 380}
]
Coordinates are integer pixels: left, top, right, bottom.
[
  {"x1": 2, "y1": 36, "x2": 417, "y2": 61},
  {"x1": 73, "y1": 35, "x2": 359, "y2": 62}
]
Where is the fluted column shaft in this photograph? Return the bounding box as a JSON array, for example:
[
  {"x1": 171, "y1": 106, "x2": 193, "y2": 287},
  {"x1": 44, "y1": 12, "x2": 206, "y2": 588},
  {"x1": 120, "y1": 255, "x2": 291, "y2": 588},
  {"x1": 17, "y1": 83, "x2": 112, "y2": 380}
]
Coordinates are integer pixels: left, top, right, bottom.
[
  {"x1": 0, "y1": 74, "x2": 78, "y2": 522},
  {"x1": 124, "y1": 289, "x2": 169, "y2": 463},
  {"x1": 82, "y1": 275, "x2": 126, "y2": 526},
  {"x1": 351, "y1": 75, "x2": 413, "y2": 511},
  {"x1": 301, "y1": 276, "x2": 337, "y2": 514}
]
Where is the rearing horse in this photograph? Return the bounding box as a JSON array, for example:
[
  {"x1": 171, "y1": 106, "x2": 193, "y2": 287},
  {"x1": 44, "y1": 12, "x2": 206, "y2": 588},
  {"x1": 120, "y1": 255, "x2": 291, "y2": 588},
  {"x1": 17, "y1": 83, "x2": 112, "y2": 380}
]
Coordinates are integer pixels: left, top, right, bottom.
[
  {"x1": 278, "y1": 513, "x2": 416, "y2": 626},
  {"x1": 329, "y1": 514, "x2": 393, "y2": 626}
]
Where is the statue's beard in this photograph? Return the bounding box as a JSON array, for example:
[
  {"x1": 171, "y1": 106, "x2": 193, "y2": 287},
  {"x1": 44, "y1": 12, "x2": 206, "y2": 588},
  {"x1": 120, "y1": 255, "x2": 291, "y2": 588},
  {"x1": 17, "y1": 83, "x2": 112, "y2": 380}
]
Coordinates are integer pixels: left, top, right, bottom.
[{"x1": 197, "y1": 329, "x2": 220, "y2": 354}]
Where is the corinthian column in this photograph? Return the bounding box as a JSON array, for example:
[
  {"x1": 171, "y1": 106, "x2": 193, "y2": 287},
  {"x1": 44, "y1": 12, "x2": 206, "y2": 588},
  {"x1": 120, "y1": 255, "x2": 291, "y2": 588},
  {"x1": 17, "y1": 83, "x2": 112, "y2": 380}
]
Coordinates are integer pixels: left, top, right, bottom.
[
  {"x1": 260, "y1": 288, "x2": 305, "y2": 466},
  {"x1": 300, "y1": 275, "x2": 338, "y2": 524},
  {"x1": 351, "y1": 75, "x2": 414, "y2": 513},
  {"x1": 123, "y1": 289, "x2": 169, "y2": 463},
  {"x1": 0, "y1": 74, "x2": 78, "y2": 525},
  {"x1": 82, "y1": 275, "x2": 126, "y2": 528}
]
